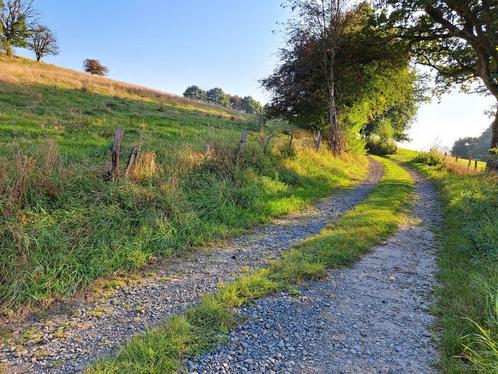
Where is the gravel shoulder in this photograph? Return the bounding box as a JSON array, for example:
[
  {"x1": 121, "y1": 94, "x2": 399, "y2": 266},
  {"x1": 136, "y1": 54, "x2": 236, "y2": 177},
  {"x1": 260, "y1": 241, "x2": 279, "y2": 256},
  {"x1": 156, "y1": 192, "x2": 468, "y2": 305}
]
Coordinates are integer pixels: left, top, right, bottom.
[
  {"x1": 190, "y1": 168, "x2": 440, "y2": 374},
  {"x1": 1, "y1": 160, "x2": 383, "y2": 374}
]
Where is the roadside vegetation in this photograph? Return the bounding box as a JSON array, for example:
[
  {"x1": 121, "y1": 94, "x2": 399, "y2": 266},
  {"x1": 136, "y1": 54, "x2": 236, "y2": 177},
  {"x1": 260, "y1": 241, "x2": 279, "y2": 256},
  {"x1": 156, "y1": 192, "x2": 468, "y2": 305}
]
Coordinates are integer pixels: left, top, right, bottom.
[
  {"x1": 0, "y1": 55, "x2": 370, "y2": 314},
  {"x1": 391, "y1": 149, "x2": 498, "y2": 373},
  {"x1": 86, "y1": 157, "x2": 414, "y2": 373}
]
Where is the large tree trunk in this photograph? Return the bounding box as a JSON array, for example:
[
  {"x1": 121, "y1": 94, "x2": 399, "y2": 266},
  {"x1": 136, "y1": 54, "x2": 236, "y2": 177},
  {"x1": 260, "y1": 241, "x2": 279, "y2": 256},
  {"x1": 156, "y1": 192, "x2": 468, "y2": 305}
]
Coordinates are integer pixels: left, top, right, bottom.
[
  {"x1": 2, "y1": 41, "x2": 13, "y2": 57},
  {"x1": 487, "y1": 104, "x2": 498, "y2": 171},
  {"x1": 328, "y1": 49, "x2": 343, "y2": 155}
]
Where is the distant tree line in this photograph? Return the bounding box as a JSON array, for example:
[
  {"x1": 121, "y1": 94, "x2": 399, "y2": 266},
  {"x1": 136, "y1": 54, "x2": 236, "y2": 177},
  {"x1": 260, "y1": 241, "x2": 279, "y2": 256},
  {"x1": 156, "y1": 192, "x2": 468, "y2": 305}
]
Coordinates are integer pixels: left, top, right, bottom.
[
  {"x1": 452, "y1": 126, "x2": 493, "y2": 161},
  {"x1": 0, "y1": 0, "x2": 58, "y2": 61},
  {"x1": 183, "y1": 85, "x2": 263, "y2": 114}
]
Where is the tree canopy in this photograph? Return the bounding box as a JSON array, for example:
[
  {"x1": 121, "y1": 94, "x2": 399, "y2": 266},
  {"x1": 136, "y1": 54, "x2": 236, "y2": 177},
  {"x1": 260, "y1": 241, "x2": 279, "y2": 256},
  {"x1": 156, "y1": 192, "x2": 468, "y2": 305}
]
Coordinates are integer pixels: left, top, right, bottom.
[
  {"x1": 263, "y1": 2, "x2": 419, "y2": 152},
  {"x1": 377, "y1": 0, "x2": 498, "y2": 164},
  {"x1": 0, "y1": 0, "x2": 36, "y2": 57},
  {"x1": 183, "y1": 85, "x2": 207, "y2": 101},
  {"x1": 83, "y1": 59, "x2": 108, "y2": 76}
]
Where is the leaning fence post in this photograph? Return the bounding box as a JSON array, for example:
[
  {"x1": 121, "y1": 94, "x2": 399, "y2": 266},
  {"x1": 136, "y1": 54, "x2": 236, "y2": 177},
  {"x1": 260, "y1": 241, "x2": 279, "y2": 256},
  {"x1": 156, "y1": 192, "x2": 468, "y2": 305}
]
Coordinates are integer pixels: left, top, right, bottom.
[
  {"x1": 263, "y1": 134, "x2": 273, "y2": 154},
  {"x1": 314, "y1": 129, "x2": 322, "y2": 151},
  {"x1": 288, "y1": 129, "x2": 295, "y2": 148},
  {"x1": 467, "y1": 159, "x2": 472, "y2": 169},
  {"x1": 236, "y1": 129, "x2": 248, "y2": 163},
  {"x1": 106, "y1": 128, "x2": 124, "y2": 180},
  {"x1": 125, "y1": 130, "x2": 144, "y2": 177}
]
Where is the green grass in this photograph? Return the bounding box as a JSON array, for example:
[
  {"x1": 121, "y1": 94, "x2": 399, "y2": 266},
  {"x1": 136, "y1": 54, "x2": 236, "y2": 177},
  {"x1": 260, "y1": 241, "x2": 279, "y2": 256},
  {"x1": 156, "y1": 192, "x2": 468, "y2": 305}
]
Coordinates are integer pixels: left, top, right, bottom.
[
  {"x1": 0, "y1": 56, "x2": 369, "y2": 313},
  {"x1": 86, "y1": 157, "x2": 414, "y2": 373},
  {"x1": 391, "y1": 149, "x2": 498, "y2": 373}
]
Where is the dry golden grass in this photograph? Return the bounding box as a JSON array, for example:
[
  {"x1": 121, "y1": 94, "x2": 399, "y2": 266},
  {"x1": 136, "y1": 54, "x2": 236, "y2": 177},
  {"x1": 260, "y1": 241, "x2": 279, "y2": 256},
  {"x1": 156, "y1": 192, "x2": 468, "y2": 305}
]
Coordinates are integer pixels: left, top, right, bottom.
[
  {"x1": 443, "y1": 157, "x2": 484, "y2": 176},
  {"x1": 0, "y1": 54, "x2": 245, "y2": 120}
]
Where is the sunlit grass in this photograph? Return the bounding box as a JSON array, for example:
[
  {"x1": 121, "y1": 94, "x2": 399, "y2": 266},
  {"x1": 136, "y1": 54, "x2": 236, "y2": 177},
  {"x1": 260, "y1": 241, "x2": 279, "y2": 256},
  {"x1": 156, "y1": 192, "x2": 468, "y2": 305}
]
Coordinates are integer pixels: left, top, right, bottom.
[
  {"x1": 391, "y1": 149, "x2": 498, "y2": 373},
  {"x1": 86, "y1": 157, "x2": 413, "y2": 373}
]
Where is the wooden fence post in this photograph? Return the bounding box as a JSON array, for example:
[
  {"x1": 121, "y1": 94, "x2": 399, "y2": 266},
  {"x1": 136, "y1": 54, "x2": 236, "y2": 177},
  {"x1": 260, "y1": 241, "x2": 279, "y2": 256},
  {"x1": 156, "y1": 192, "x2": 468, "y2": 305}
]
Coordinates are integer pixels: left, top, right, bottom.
[
  {"x1": 236, "y1": 129, "x2": 248, "y2": 163},
  {"x1": 288, "y1": 129, "x2": 295, "y2": 148},
  {"x1": 467, "y1": 159, "x2": 472, "y2": 169},
  {"x1": 314, "y1": 130, "x2": 322, "y2": 151},
  {"x1": 125, "y1": 130, "x2": 144, "y2": 177},
  {"x1": 106, "y1": 128, "x2": 124, "y2": 180},
  {"x1": 474, "y1": 160, "x2": 478, "y2": 170},
  {"x1": 263, "y1": 134, "x2": 273, "y2": 154}
]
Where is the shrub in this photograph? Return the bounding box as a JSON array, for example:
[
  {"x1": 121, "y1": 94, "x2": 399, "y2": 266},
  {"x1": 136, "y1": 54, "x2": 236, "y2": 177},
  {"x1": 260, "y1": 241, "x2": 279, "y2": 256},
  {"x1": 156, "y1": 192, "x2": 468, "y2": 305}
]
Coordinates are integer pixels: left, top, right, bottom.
[
  {"x1": 367, "y1": 135, "x2": 397, "y2": 156},
  {"x1": 414, "y1": 149, "x2": 444, "y2": 166}
]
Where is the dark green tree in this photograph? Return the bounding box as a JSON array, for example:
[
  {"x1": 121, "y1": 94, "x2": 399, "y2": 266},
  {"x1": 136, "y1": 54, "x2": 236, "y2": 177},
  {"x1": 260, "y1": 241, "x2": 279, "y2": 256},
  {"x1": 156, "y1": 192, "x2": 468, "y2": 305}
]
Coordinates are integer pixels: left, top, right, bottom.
[
  {"x1": 377, "y1": 0, "x2": 498, "y2": 168},
  {"x1": 451, "y1": 137, "x2": 479, "y2": 159},
  {"x1": 229, "y1": 95, "x2": 243, "y2": 111},
  {"x1": 207, "y1": 87, "x2": 229, "y2": 106},
  {"x1": 263, "y1": 2, "x2": 419, "y2": 152},
  {"x1": 241, "y1": 96, "x2": 262, "y2": 115},
  {"x1": 0, "y1": 0, "x2": 37, "y2": 57},
  {"x1": 183, "y1": 85, "x2": 207, "y2": 101}
]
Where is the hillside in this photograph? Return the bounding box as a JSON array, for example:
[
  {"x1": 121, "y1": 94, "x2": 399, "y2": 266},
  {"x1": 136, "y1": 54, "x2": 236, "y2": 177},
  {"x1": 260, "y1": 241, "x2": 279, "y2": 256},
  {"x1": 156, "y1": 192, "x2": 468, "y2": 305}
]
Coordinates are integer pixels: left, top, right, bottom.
[
  {"x1": 0, "y1": 56, "x2": 369, "y2": 314},
  {"x1": 0, "y1": 55, "x2": 248, "y2": 160}
]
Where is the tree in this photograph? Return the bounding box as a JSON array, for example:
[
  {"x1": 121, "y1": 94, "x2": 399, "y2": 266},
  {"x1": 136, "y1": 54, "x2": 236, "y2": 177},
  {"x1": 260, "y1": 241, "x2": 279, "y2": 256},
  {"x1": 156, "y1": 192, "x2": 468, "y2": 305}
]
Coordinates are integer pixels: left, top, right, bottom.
[
  {"x1": 83, "y1": 59, "x2": 108, "y2": 76},
  {"x1": 272, "y1": 0, "x2": 351, "y2": 154},
  {"x1": 241, "y1": 96, "x2": 262, "y2": 115},
  {"x1": 377, "y1": 0, "x2": 498, "y2": 169},
  {"x1": 206, "y1": 87, "x2": 229, "y2": 106},
  {"x1": 183, "y1": 85, "x2": 207, "y2": 101},
  {"x1": 451, "y1": 137, "x2": 479, "y2": 159},
  {"x1": 263, "y1": 2, "x2": 418, "y2": 152},
  {"x1": 229, "y1": 95, "x2": 243, "y2": 111},
  {"x1": 29, "y1": 24, "x2": 58, "y2": 62},
  {"x1": 0, "y1": 0, "x2": 37, "y2": 57}
]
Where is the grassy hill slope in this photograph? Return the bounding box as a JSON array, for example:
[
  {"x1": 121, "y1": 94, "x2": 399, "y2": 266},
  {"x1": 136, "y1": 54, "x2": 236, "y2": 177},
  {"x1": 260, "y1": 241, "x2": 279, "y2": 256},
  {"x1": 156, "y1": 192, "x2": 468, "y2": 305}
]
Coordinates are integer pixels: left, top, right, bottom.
[{"x1": 0, "y1": 56, "x2": 369, "y2": 315}]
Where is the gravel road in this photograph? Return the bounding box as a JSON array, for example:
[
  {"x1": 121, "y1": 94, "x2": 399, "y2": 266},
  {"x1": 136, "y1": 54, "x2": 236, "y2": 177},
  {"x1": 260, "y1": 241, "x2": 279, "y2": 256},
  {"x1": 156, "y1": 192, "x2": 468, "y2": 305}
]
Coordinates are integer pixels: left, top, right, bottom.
[
  {"x1": 189, "y1": 168, "x2": 440, "y2": 374},
  {"x1": 1, "y1": 160, "x2": 383, "y2": 373}
]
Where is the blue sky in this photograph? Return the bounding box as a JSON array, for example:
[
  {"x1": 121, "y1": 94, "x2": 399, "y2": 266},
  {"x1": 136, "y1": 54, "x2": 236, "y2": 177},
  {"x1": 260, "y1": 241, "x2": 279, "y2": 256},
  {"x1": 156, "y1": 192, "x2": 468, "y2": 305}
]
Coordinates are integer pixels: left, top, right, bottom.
[{"x1": 15, "y1": 0, "x2": 495, "y2": 151}]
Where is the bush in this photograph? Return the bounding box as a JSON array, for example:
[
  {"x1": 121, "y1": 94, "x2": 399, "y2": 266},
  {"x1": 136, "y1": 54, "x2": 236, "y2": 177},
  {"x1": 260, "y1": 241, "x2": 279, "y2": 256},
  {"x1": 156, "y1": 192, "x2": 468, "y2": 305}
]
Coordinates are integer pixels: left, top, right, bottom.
[
  {"x1": 367, "y1": 135, "x2": 397, "y2": 156},
  {"x1": 414, "y1": 149, "x2": 444, "y2": 166}
]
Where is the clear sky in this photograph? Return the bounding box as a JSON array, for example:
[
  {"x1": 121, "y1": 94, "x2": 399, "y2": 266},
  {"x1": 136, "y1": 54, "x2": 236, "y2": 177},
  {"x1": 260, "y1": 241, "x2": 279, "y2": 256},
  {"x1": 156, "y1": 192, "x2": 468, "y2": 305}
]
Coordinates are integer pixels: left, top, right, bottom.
[{"x1": 15, "y1": 0, "x2": 495, "y2": 151}]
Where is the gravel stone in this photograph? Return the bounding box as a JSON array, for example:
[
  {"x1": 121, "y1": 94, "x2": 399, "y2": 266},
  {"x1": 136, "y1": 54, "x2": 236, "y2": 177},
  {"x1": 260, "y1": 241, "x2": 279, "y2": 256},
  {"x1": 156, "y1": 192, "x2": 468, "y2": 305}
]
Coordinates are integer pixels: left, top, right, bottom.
[
  {"x1": 2, "y1": 160, "x2": 383, "y2": 373},
  {"x1": 189, "y1": 168, "x2": 440, "y2": 373}
]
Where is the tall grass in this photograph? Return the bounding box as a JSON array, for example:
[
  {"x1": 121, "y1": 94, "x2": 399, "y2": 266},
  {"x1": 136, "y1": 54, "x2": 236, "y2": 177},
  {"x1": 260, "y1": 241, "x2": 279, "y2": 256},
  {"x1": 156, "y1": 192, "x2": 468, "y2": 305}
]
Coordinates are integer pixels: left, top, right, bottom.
[
  {"x1": 391, "y1": 149, "x2": 498, "y2": 373},
  {"x1": 0, "y1": 135, "x2": 368, "y2": 314},
  {"x1": 86, "y1": 157, "x2": 413, "y2": 373}
]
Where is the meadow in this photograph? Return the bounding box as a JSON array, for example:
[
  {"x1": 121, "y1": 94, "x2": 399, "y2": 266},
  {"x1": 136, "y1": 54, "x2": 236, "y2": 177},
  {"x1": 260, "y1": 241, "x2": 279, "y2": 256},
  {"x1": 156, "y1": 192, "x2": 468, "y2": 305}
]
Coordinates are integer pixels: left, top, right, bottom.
[{"x1": 0, "y1": 56, "x2": 369, "y2": 314}]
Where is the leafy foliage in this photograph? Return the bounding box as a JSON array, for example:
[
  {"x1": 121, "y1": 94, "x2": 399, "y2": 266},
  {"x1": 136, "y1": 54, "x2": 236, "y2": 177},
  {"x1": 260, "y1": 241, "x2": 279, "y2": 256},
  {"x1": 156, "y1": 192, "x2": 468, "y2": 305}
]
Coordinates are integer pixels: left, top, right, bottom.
[
  {"x1": 0, "y1": 0, "x2": 36, "y2": 57},
  {"x1": 377, "y1": 0, "x2": 498, "y2": 159},
  {"x1": 262, "y1": 2, "x2": 419, "y2": 153},
  {"x1": 83, "y1": 58, "x2": 108, "y2": 76},
  {"x1": 183, "y1": 85, "x2": 207, "y2": 101}
]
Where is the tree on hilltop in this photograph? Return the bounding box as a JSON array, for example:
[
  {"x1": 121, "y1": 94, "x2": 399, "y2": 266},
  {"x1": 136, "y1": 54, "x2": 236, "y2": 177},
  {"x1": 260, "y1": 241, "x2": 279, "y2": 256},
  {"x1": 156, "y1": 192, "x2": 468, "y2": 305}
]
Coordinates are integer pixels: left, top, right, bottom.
[
  {"x1": 83, "y1": 58, "x2": 108, "y2": 76},
  {"x1": 29, "y1": 24, "x2": 58, "y2": 62},
  {"x1": 183, "y1": 85, "x2": 207, "y2": 101},
  {"x1": 241, "y1": 96, "x2": 262, "y2": 115},
  {"x1": 207, "y1": 87, "x2": 229, "y2": 106},
  {"x1": 0, "y1": 0, "x2": 37, "y2": 57}
]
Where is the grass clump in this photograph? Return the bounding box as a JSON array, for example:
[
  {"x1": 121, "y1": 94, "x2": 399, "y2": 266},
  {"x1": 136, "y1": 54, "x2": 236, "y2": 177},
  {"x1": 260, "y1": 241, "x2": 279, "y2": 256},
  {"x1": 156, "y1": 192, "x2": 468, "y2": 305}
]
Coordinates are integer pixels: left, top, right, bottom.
[
  {"x1": 86, "y1": 157, "x2": 414, "y2": 373},
  {"x1": 391, "y1": 149, "x2": 498, "y2": 373}
]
